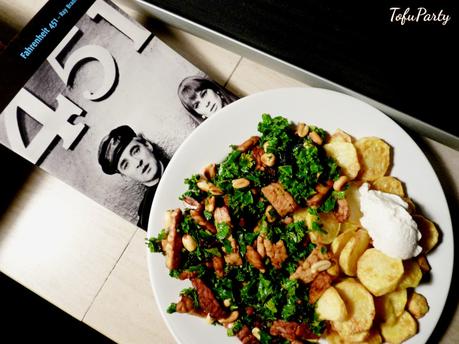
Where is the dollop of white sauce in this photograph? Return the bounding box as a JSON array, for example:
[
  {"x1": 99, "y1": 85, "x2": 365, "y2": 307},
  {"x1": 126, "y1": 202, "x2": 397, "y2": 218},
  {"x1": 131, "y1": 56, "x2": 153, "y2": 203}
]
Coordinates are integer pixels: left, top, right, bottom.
[{"x1": 359, "y1": 183, "x2": 422, "y2": 259}]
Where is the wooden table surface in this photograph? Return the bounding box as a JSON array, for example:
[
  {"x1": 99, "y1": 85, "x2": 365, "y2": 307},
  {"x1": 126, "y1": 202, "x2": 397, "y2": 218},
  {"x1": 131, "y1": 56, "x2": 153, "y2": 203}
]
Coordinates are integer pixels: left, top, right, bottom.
[{"x1": 0, "y1": 1, "x2": 458, "y2": 343}]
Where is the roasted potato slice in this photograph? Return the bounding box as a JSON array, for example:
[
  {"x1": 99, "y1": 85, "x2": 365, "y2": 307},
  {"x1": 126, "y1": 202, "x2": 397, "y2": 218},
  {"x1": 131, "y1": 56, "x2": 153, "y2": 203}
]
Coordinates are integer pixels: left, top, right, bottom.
[
  {"x1": 414, "y1": 215, "x2": 439, "y2": 253},
  {"x1": 380, "y1": 311, "x2": 417, "y2": 344},
  {"x1": 344, "y1": 182, "x2": 363, "y2": 226},
  {"x1": 309, "y1": 212, "x2": 341, "y2": 244},
  {"x1": 354, "y1": 137, "x2": 391, "y2": 181},
  {"x1": 416, "y1": 254, "x2": 431, "y2": 273},
  {"x1": 324, "y1": 141, "x2": 361, "y2": 180},
  {"x1": 332, "y1": 279, "x2": 375, "y2": 336},
  {"x1": 398, "y1": 259, "x2": 422, "y2": 290},
  {"x1": 363, "y1": 331, "x2": 383, "y2": 344},
  {"x1": 387, "y1": 289, "x2": 407, "y2": 317},
  {"x1": 371, "y1": 176, "x2": 405, "y2": 197},
  {"x1": 346, "y1": 331, "x2": 370, "y2": 342},
  {"x1": 294, "y1": 208, "x2": 341, "y2": 244},
  {"x1": 327, "y1": 263, "x2": 341, "y2": 277},
  {"x1": 357, "y1": 248, "x2": 404, "y2": 296},
  {"x1": 339, "y1": 229, "x2": 370, "y2": 276},
  {"x1": 407, "y1": 291, "x2": 429, "y2": 319},
  {"x1": 375, "y1": 289, "x2": 407, "y2": 324},
  {"x1": 402, "y1": 197, "x2": 416, "y2": 214},
  {"x1": 324, "y1": 330, "x2": 343, "y2": 344},
  {"x1": 293, "y1": 207, "x2": 315, "y2": 227},
  {"x1": 339, "y1": 221, "x2": 359, "y2": 234},
  {"x1": 329, "y1": 129, "x2": 353, "y2": 143},
  {"x1": 316, "y1": 286, "x2": 348, "y2": 321},
  {"x1": 331, "y1": 230, "x2": 356, "y2": 258}
]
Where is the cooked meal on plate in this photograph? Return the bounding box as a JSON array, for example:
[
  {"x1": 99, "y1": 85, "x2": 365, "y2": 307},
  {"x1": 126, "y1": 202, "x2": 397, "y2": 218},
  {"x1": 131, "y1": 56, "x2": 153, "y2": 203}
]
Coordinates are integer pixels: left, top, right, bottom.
[{"x1": 148, "y1": 114, "x2": 439, "y2": 344}]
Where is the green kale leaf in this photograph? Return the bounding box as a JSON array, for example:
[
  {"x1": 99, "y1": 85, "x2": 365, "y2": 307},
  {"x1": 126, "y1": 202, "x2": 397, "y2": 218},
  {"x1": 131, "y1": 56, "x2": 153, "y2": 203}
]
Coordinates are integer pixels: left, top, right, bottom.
[
  {"x1": 258, "y1": 113, "x2": 293, "y2": 155},
  {"x1": 146, "y1": 229, "x2": 167, "y2": 253}
]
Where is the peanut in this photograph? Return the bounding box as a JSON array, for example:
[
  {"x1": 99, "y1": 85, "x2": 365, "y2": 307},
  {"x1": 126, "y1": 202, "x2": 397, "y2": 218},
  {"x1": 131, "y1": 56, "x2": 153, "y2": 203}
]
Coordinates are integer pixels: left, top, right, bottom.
[
  {"x1": 197, "y1": 179, "x2": 223, "y2": 195},
  {"x1": 263, "y1": 141, "x2": 270, "y2": 152},
  {"x1": 182, "y1": 234, "x2": 197, "y2": 252},
  {"x1": 197, "y1": 180, "x2": 210, "y2": 192},
  {"x1": 265, "y1": 205, "x2": 276, "y2": 223},
  {"x1": 309, "y1": 131, "x2": 323, "y2": 145},
  {"x1": 296, "y1": 122, "x2": 309, "y2": 137},
  {"x1": 209, "y1": 185, "x2": 224, "y2": 196},
  {"x1": 252, "y1": 327, "x2": 261, "y2": 340},
  {"x1": 311, "y1": 260, "x2": 332, "y2": 273},
  {"x1": 232, "y1": 178, "x2": 250, "y2": 189},
  {"x1": 333, "y1": 175, "x2": 349, "y2": 191},
  {"x1": 218, "y1": 311, "x2": 239, "y2": 324},
  {"x1": 206, "y1": 313, "x2": 215, "y2": 324},
  {"x1": 237, "y1": 136, "x2": 259, "y2": 152},
  {"x1": 202, "y1": 163, "x2": 217, "y2": 180},
  {"x1": 261, "y1": 153, "x2": 276, "y2": 167},
  {"x1": 204, "y1": 196, "x2": 216, "y2": 213}
]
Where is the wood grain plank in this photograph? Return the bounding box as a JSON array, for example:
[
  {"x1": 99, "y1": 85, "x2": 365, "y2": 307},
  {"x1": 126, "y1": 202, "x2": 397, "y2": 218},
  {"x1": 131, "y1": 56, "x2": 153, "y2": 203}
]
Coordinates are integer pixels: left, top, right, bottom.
[
  {"x1": 226, "y1": 57, "x2": 309, "y2": 97},
  {"x1": 0, "y1": 168, "x2": 137, "y2": 319},
  {"x1": 84, "y1": 229, "x2": 175, "y2": 344}
]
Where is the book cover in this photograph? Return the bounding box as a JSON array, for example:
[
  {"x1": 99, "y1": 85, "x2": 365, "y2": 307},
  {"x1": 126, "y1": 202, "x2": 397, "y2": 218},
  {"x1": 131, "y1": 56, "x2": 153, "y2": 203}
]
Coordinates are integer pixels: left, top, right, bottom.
[{"x1": 0, "y1": 0, "x2": 238, "y2": 230}]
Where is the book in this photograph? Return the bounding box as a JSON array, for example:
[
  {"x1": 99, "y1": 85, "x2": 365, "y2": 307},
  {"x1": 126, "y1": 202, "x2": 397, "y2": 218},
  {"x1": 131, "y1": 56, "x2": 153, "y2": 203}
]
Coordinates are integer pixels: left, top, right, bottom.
[{"x1": 0, "y1": 0, "x2": 238, "y2": 230}]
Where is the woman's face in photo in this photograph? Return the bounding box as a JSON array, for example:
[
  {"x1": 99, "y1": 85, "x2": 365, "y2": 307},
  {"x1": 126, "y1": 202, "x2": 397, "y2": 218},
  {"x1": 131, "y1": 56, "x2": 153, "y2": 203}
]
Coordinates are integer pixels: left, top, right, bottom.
[
  {"x1": 117, "y1": 138, "x2": 159, "y2": 184},
  {"x1": 192, "y1": 88, "x2": 223, "y2": 118}
]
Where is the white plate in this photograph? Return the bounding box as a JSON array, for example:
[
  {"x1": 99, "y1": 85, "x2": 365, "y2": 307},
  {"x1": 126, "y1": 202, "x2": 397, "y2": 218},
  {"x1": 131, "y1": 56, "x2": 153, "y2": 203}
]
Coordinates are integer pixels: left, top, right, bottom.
[{"x1": 147, "y1": 87, "x2": 453, "y2": 344}]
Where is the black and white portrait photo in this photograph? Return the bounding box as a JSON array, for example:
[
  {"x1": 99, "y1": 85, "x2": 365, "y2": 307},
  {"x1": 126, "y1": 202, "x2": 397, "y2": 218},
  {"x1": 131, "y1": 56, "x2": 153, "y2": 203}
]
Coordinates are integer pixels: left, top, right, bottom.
[
  {"x1": 0, "y1": 0, "x2": 239, "y2": 230},
  {"x1": 97, "y1": 125, "x2": 168, "y2": 229},
  {"x1": 177, "y1": 76, "x2": 238, "y2": 123}
]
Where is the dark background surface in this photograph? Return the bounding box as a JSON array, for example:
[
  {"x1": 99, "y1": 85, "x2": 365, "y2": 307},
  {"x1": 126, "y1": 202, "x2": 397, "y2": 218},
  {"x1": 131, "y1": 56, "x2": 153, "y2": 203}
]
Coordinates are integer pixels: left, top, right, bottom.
[
  {"x1": 0, "y1": 271, "x2": 113, "y2": 342},
  {"x1": 143, "y1": 0, "x2": 457, "y2": 137}
]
